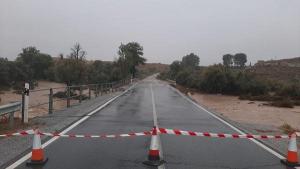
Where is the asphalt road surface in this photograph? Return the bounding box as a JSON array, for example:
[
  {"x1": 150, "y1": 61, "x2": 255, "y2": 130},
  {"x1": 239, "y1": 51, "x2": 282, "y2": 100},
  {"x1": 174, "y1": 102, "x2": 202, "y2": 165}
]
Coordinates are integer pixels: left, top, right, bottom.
[{"x1": 13, "y1": 77, "x2": 288, "y2": 169}]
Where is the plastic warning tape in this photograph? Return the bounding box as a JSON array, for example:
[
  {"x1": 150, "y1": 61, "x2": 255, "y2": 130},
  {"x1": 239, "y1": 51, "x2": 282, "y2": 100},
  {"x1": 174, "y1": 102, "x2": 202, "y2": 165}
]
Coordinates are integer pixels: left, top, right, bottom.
[
  {"x1": 38, "y1": 131, "x2": 152, "y2": 138},
  {"x1": 158, "y1": 128, "x2": 290, "y2": 139},
  {"x1": 0, "y1": 130, "x2": 34, "y2": 137}
]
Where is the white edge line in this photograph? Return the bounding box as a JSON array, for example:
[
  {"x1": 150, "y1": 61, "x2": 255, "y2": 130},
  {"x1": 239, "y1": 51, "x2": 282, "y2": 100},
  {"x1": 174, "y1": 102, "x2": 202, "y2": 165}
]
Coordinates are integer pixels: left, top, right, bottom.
[
  {"x1": 6, "y1": 83, "x2": 137, "y2": 169},
  {"x1": 169, "y1": 85, "x2": 286, "y2": 160}
]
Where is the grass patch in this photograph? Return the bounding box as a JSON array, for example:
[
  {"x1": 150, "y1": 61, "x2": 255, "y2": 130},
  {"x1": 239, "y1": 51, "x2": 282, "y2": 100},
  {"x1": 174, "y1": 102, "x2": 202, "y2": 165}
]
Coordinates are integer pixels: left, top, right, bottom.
[{"x1": 279, "y1": 123, "x2": 296, "y2": 134}]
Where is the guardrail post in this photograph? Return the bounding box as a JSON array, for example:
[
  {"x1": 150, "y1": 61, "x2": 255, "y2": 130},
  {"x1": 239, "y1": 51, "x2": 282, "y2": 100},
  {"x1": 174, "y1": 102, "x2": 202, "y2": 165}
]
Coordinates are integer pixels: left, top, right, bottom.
[
  {"x1": 88, "y1": 85, "x2": 91, "y2": 100},
  {"x1": 67, "y1": 86, "x2": 70, "y2": 108},
  {"x1": 95, "y1": 84, "x2": 98, "y2": 97},
  {"x1": 79, "y1": 86, "x2": 82, "y2": 103},
  {"x1": 23, "y1": 83, "x2": 29, "y2": 123},
  {"x1": 9, "y1": 112, "x2": 14, "y2": 128},
  {"x1": 49, "y1": 88, "x2": 53, "y2": 114}
]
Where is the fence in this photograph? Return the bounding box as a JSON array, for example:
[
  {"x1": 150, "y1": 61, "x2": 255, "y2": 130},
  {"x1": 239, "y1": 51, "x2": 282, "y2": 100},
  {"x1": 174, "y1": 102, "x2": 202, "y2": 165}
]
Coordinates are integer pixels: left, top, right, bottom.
[{"x1": 17, "y1": 79, "x2": 132, "y2": 123}]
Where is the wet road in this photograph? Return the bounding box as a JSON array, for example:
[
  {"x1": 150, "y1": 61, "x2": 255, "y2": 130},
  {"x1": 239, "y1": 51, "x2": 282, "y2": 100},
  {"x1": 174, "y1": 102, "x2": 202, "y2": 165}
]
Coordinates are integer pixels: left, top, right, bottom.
[{"x1": 14, "y1": 77, "x2": 287, "y2": 169}]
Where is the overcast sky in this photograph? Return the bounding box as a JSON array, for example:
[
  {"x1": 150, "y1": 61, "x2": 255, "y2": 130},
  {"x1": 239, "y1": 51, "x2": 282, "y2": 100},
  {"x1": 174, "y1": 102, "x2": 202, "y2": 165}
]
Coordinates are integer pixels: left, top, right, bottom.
[{"x1": 0, "y1": 0, "x2": 299, "y2": 65}]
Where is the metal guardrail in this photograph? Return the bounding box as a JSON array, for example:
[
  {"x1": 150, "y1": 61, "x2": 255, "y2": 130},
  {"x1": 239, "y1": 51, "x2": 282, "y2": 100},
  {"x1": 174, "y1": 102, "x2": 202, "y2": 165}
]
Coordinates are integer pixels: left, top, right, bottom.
[
  {"x1": 0, "y1": 101, "x2": 21, "y2": 128},
  {"x1": 0, "y1": 78, "x2": 133, "y2": 126}
]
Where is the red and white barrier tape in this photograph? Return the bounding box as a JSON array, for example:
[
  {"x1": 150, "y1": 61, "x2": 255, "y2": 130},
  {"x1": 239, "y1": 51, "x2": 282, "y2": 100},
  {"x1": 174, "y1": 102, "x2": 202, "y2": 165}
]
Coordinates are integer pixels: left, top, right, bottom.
[
  {"x1": 158, "y1": 128, "x2": 290, "y2": 139},
  {"x1": 38, "y1": 131, "x2": 152, "y2": 138},
  {"x1": 0, "y1": 128, "x2": 296, "y2": 139},
  {"x1": 0, "y1": 130, "x2": 34, "y2": 137}
]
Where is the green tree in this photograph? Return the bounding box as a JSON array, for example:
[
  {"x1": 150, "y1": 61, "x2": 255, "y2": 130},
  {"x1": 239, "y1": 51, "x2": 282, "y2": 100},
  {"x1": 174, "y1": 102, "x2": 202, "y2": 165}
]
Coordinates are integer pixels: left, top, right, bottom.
[
  {"x1": 181, "y1": 53, "x2": 200, "y2": 68},
  {"x1": 222, "y1": 54, "x2": 233, "y2": 67},
  {"x1": 169, "y1": 61, "x2": 181, "y2": 80},
  {"x1": 233, "y1": 53, "x2": 247, "y2": 67},
  {"x1": 55, "y1": 59, "x2": 86, "y2": 85},
  {"x1": 87, "y1": 61, "x2": 113, "y2": 83},
  {"x1": 0, "y1": 57, "x2": 10, "y2": 87},
  {"x1": 118, "y1": 42, "x2": 146, "y2": 78},
  {"x1": 55, "y1": 43, "x2": 88, "y2": 85},
  {"x1": 16, "y1": 46, "x2": 53, "y2": 80}
]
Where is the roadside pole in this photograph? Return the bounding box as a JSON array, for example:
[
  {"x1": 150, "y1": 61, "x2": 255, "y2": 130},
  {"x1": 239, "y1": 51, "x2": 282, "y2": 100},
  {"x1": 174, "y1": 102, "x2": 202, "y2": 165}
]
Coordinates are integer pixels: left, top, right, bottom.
[
  {"x1": 49, "y1": 88, "x2": 53, "y2": 114},
  {"x1": 23, "y1": 83, "x2": 29, "y2": 123}
]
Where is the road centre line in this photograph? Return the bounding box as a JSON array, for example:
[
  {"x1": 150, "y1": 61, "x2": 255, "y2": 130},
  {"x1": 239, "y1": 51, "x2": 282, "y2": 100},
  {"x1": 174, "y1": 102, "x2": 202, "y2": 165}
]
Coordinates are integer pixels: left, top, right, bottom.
[{"x1": 150, "y1": 83, "x2": 165, "y2": 169}]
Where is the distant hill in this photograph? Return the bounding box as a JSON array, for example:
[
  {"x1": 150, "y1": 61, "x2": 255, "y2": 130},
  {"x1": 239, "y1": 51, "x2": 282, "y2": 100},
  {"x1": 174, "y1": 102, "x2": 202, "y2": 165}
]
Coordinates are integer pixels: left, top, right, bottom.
[
  {"x1": 137, "y1": 63, "x2": 169, "y2": 78},
  {"x1": 250, "y1": 57, "x2": 300, "y2": 82},
  {"x1": 255, "y1": 57, "x2": 300, "y2": 67}
]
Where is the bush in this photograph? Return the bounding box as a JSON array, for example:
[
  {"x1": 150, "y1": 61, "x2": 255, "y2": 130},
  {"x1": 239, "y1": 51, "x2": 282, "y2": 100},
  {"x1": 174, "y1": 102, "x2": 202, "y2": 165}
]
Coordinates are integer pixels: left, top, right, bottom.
[
  {"x1": 276, "y1": 82, "x2": 300, "y2": 100},
  {"x1": 271, "y1": 100, "x2": 294, "y2": 108},
  {"x1": 157, "y1": 72, "x2": 168, "y2": 80},
  {"x1": 279, "y1": 123, "x2": 296, "y2": 134},
  {"x1": 53, "y1": 90, "x2": 77, "y2": 98},
  {"x1": 176, "y1": 69, "x2": 192, "y2": 86},
  {"x1": 293, "y1": 100, "x2": 300, "y2": 106},
  {"x1": 163, "y1": 56, "x2": 300, "y2": 107},
  {"x1": 199, "y1": 66, "x2": 238, "y2": 94}
]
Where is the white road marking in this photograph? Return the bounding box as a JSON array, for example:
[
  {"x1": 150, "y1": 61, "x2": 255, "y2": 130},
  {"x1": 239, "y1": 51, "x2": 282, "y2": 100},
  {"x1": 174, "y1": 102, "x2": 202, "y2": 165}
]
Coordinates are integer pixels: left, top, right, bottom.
[
  {"x1": 151, "y1": 84, "x2": 158, "y2": 127},
  {"x1": 169, "y1": 85, "x2": 286, "y2": 160},
  {"x1": 6, "y1": 84, "x2": 137, "y2": 169},
  {"x1": 150, "y1": 83, "x2": 166, "y2": 169}
]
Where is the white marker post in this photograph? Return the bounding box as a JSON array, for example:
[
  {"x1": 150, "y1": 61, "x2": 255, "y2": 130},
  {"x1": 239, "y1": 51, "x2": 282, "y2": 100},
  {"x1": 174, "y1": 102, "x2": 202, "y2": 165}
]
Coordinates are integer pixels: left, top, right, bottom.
[{"x1": 23, "y1": 83, "x2": 29, "y2": 123}]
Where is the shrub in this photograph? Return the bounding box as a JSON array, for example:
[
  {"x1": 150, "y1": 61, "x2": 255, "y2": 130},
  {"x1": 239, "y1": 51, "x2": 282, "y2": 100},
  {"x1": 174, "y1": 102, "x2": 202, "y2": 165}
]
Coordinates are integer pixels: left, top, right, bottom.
[
  {"x1": 279, "y1": 123, "x2": 296, "y2": 134},
  {"x1": 293, "y1": 100, "x2": 300, "y2": 106},
  {"x1": 271, "y1": 99, "x2": 294, "y2": 108},
  {"x1": 176, "y1": 69, "x2": 192, "y2": 86},
  {"x1": 276, "y1": 82, "x2": 300, "y2": 100},
  {"x1": 157, "y1": 72, "x2": 168, "y2": 80},
  {"x1": 199, "y1": 66, "x2": 238, "y2": 94},
  {"x1": 53, "y1": 90, "x2": 76, "y2": 98}
]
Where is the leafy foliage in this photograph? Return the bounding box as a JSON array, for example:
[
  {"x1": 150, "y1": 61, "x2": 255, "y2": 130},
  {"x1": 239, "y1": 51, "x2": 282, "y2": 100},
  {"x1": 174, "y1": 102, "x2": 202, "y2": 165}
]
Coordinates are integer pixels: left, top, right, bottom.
[
  {"x1": 222, "y1": 54, "x2": 233, "y2": 67},
  {"x1": 0, "y1": 41, "x2": 146, "y2": 90},
  {"x1": 118, "y1": 42, "x2": 146, "y2": 78},
  {"x1": 233, "y1": 53, "x2": 247, "y2": 67},
  {"x1": 181, "y1": 53, "x2": 200, "y2": 68},
  {"x1": 159, "y1": 53, "x2": 300, "y2": 107}
]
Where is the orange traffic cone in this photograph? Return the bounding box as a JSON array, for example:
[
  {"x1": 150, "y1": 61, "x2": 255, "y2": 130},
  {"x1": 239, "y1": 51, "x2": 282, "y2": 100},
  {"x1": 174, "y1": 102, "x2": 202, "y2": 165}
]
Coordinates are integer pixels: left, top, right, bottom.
[
  {"x1": 281, "y1": 132, "x2": 300, "y2": 167},
  {"x1": 26, "y1": 129, "x2": 48, "y2": 166},
  {"x1": 143, "y1": 126, "x2": 165, "y2": 166}
]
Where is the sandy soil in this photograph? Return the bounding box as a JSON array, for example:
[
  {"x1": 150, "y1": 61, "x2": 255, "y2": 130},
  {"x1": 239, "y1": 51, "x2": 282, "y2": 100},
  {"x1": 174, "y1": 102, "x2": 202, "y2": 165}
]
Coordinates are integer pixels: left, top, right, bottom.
[
  {"x1": 0, "y1": 81, "x2": 67, "y2": 118},
  {"x1": 189, "y1": 92, "x2": 300, "y2": 130}
]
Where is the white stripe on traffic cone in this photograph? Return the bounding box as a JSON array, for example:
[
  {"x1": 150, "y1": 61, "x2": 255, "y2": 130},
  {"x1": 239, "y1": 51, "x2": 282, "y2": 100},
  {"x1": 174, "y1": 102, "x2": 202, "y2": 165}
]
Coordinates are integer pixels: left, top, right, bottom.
[
  {"x1": 143, "y1": 126, "x2": 165, "y2": 166},
  {"x1": 281, "y1": 132, "x2": 300, "y2": 167},
  {"x1": 26, "y1": 129, "x2": 48, "y2": 166}
]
